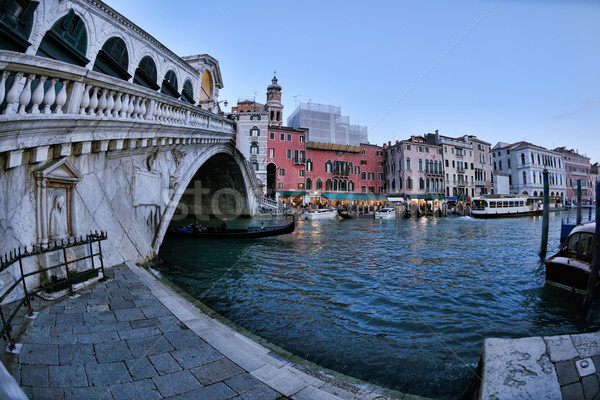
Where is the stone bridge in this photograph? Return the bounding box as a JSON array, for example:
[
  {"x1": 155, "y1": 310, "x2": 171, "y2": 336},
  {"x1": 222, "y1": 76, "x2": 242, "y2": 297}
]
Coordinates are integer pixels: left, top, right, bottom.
[{"x1": 0, "y1": 0, "x2": 260, "y2": 274}]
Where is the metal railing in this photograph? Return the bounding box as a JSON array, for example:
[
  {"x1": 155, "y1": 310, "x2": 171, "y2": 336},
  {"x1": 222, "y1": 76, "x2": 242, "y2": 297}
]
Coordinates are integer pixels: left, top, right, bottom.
[{"x1": 0, "y1": 232, "x2": 107, "y2": 350}]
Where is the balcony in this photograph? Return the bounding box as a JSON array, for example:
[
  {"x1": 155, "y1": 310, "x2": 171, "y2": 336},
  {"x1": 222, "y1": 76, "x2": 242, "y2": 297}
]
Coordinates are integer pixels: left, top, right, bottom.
[
  {"x1": 293, "y1": 157, "x2": 305, "y2": 165},
  {"x1": 456, "y1": 168, "x2": 465, "y2": 174},
  {"x1": 425, "y1": 168, "x2": 444, "y2": 176}
]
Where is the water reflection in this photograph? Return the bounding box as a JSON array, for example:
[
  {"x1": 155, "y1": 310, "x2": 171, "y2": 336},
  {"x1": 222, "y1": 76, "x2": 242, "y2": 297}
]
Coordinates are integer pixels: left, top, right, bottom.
[{"x1": 156, "y1": 210, "x2": 599, "y2": 399}]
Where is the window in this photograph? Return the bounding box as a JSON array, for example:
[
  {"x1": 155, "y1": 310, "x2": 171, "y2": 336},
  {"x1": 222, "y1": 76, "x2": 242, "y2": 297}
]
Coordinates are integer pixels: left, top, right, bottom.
[
  {"x1": 269, "y1": 148, "x2": 274, "y2": 158},
  {"x1": 306, "y1": 159, "x2": 313, "y2": 171},
  {"x1": 181, "y1": 79, "x2": 194, "y2": 104},
  {"x1": 419, "y1": 178, "x2": 424, "y2": 190},
  {"x1": 280, "y1": 133, "x2": 285, "y2": 141},
  {"x1": 278, "y1": 182, "x2": 284, "y2": 189},
  {"x1": 287, "y1": 134, "x2": 292, "y2": 142},
  {"x1": 286, "y1": 149, "x2": 292, "y2": 159},
  {"x1": 418, "y1": 159, "x2": 423, "y2": 171},
  {"x1": 361, "y1": 172, "x2": 366, "y2": 180},
  {"x1": 521, "y1": 153, "x2": 526, "y2": 165},
  {"x1": 134, "y1": 56, "x2": 159, "y2": 90},
  {"x1": 316, "y1": 178, "x2": 322, "y2": 190},
  {"x1": 398, "y1": 177, "x2": 403, "y2": 189},
  {"x1": 406, "y1": 157, "x2": 411, "y2": 170},
  {"x1": 405, "y1": 145, "x2": 411, "y2": 150},
  {"x1": 348, "y1": 180, "x2": 355, "y2": 191},
  {"x1": 326, "y1": 161, "x2": 333, "y2": 173},
  {"x1": 252, "y1": 162, "x2": 259, "y2": 171},
  {"x1": 93, "y1": 37, "x2": 130, "y2": 80},
  {"x1": 279, "y1": 169, "x2": 285, "y2": 176},
  {"x1": 250, "y1": 115, "x2": 261, "y2": 120},
  {"x1": 326, "y1": 179, "x2": 333, "y2": 191},
  {"x1": 355, "y1": 166, "x2": 360, "y2": 175},
  {"x1": 306, "y1": 178, "x2": 312, "y2": 190},
  {"x1": 269, "y1": 132, "x2": 275, "y2": 140},
  {"x1": 298, "y1": 182, "x2": 305, "y2": 190},
  {"x1": 378, "y1": 173, "x2": 383, "y2": 181},
  {"x1": 299, "y1": 169, "x2": 305, "y2": 177},
  {"x1": 37, "y1": 9, "x2": 89, "y2": 67},
  {"x1": 250, "y1": 126, "x2": 260, "y2": 137},
  {"x1": 250, "y1": 144, "x2": 258, "y2": 155},
  {"x1": 161, "y1": 69, "x2": 179, "y2": 99},
  {"x1": 508, "y1": 159, "x2": 511, "y2": 168},
  {"x1": 362, "y1": 186, "x2": 367, "y2": 193},
  {"x1": 299, "y1": 136, "x2": 305, "y2": 143},
  {"x1": 407, "y1": 177, "x2": 413, "y2": 190},
  {"x1": 368, "y1": 172, "x2": 375, "y2": 180}
]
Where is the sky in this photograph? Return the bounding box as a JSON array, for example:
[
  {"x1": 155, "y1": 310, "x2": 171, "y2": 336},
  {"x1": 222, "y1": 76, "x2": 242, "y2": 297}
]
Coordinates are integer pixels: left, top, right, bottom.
[{"x1": 104, "y1": 0, "x2": 600, "y2": 163}]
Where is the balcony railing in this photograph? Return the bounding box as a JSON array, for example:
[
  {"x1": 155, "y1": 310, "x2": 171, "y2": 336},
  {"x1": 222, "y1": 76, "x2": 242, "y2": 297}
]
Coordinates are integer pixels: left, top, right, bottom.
[
  {"x1": 425, "y1": 168, "x2": 444, "y2": 176},
  {"x1": 293, "y1": 157, "x2": 305, "y2": 165}
]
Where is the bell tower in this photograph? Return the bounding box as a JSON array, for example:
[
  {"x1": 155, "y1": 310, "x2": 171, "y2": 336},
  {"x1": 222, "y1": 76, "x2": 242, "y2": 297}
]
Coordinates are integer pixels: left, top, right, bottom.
[{"x1": 266, "y1": 73, "x2": 283, "y2": 126}]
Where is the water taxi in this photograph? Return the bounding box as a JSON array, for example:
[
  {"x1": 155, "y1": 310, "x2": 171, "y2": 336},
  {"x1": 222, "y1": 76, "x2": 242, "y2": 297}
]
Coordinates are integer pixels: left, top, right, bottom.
[
  {"x1": 545, "y1": 222, "x2": 597, "y2": 294},
  {"x1": 375, "y1": 207, "x2": 396, "y2": 219},
  {"x1": 470, "y1": 195, "x2": 542, "y2": 218},
  {"x1": 302, "y1": 208, "x2": 338, "y2": 220}
]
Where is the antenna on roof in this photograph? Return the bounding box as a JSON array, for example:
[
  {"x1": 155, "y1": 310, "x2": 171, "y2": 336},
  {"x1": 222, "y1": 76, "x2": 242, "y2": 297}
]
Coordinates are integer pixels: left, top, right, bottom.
[{"x1": 293, "y1": 95, "x2": 302, "y2": 108}]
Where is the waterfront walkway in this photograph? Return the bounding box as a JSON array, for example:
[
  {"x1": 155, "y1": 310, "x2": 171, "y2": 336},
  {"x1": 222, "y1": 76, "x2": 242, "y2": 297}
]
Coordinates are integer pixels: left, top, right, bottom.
[{"x1": 1, "y1": 262, "x2": 415, "y2": 400}]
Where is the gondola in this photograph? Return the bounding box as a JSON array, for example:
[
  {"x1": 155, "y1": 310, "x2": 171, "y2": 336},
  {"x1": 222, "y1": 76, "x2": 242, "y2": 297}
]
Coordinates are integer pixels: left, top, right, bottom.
[{"x1": 167, "y1": 218, "x2": 295, "y2": 239}]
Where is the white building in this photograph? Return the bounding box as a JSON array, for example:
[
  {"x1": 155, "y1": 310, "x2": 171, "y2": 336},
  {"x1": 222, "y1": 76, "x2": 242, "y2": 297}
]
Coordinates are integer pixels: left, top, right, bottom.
[{"x1": 492, "y1": 141, "x2": 566, "y2": 202}]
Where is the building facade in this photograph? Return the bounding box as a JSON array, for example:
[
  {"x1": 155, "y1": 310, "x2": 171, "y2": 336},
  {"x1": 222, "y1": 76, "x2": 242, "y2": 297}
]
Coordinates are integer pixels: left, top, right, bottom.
[
  {"x1": 470, "y1": 136, "x2": 494, "y2": 196},
  {"x1": 591, "y1": 162, "x2": 599, "y2": 203},
  {"x1": 383, "y1": 136, "x2": 444, "y2": 205},
  {"x1": 265, "y1": 125, "x2": 307, "y2": 202},
  {"x1": 492, "y1": 142, "x2": 566, "y2": 202},
  {"x1": 554, "y1": 147, "x2": 591, "y2": 204}
]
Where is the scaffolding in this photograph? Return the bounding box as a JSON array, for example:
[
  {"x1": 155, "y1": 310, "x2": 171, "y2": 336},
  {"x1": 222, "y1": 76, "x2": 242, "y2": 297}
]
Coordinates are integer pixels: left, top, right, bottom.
[{"x1": 287, "y1": 102, "x2": 368, "y2": 146}]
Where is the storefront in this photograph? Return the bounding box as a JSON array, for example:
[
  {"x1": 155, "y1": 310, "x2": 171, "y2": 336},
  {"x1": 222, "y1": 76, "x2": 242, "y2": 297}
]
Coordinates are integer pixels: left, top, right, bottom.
[
  {"x1": 278, "y1": 191, "x2": 306, "y2": 208},
  {"x1": 406, "y1": 194, "x2": 445, "y2": 214},
  {"x1": 320, "y1": 193, "x2": 388, "y2": 208}
]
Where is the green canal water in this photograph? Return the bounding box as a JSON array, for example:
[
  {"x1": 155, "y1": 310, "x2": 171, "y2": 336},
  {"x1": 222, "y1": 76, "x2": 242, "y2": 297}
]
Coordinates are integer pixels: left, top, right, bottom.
[{"x1": 155, "y1": 210, "x2": 600, "y2": 399}]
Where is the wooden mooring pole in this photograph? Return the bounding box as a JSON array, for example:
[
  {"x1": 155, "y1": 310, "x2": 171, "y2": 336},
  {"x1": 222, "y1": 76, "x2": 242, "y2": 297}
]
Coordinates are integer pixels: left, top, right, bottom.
[
  {"x1": 583, "y1": 181, "x2": 600, "y2": 310},
  {"x1": 540, "y1": 168, "x2": 550, "y2": 258},
  {"x1": 577, "y1": 179, "x2": 582, "y2": 225}
]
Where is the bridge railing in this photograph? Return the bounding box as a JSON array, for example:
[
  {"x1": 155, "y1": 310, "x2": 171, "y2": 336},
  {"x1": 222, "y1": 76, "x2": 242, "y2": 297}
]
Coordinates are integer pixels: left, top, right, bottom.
[
  {"x1": 0, "y1": 52, "x2": 235, "y2": 137},
  {"x1": 0, "y1": 232, "x2": 107, "y2": 350}
]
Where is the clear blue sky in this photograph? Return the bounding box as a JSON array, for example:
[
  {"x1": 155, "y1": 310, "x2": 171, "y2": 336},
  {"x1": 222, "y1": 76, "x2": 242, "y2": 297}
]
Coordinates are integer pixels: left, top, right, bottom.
[{"x1": 104, "y1": 0, "x2": 600, "y2": 163}]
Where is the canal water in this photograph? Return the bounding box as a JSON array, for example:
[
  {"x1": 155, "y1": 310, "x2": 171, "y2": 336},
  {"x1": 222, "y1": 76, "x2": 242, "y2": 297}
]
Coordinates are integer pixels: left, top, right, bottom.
[{"x1": 155, "y1": 210, "x2": 600, "y2": 399}]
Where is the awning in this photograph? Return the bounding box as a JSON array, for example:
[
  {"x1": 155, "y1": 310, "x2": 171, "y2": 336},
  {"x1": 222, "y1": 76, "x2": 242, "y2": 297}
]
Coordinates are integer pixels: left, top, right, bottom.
[
  {"x1": 321, "y1": 193, "x2": 388, "y2": 201},
  {"x1": 446, "y1": 197, "x2": 458, "y2": 201},
  {"x1": 278, "y1": 191, "x2": 306, "y2": 196},
  {"x1": 387, "y1": 197, "x2": 405, "y2": 202},
  {"x1": 407, "y1": 195, "x2": 445, "y2": 200}
]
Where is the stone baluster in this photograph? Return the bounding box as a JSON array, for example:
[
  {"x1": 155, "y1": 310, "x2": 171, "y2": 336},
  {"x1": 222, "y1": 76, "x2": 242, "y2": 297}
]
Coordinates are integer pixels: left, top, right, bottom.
[
  {"x1": 154, "y1": 102, "x2": 161, "y2": 121},
  {"x1": 96, "y1": 88, "x2": 107, "y2": 116},
  {"x1": 126, "y1": 95, "x2": 135, "y2": 118},
  {"x1": 87, "y1": 86, "x2": 99, "y2": 115},
  {"x1": 18, "y1": 73, "x2": 35, "y2": 114},
  {"x1": 113, "y1": 92, "x2": 122, "y2": 117},
  {"x1": 105, "y1": 90, "x2": 115, "y2": 117},
  {"x1": 31, "y1": 75, "x2": 47, "y2": 114},
  {"x1": 139, "y1": 98, "x2": 147, "y2": 120},
  {"x1": 42, "y1": 77, "x2": 58, "y2": 114},
  {"x1": 0, "y1": 70, "x2": 8, "y2": 105},
  {"x1": 54, "y1": 79, "x2": 69, "y2": 114},
  {"x1": 120, "y1": 94, "x2": 130, "y2": 117},
  {"x1": 4, "y1": 72, "x2": 24, "y2": 115},
  {"x1": 133, "y1": 96, "x2": 141, "y2": 119},
  {"x1": 79, "y1": 84, "x2": 90, "y2": 114}
]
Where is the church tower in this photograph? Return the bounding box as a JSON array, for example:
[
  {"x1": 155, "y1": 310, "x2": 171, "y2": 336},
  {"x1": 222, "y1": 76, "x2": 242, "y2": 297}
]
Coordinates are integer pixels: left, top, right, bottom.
[{"x1": 266, "y1": 74, "x2": 283, "y2": 126}]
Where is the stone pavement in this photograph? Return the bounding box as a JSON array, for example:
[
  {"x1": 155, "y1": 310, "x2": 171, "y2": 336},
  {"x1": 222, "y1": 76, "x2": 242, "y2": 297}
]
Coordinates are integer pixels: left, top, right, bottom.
[
  {"x1": 1, "y1": 262, "x2": 420, "y2": 400},
  {"x1": 478, "y1": 333, "x2": 600, "y2": 399}
]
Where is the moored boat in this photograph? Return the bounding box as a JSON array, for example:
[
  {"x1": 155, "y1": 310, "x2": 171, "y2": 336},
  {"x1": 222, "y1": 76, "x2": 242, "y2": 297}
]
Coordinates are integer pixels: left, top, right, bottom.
[
  {"x1": 545, "y1": 222, "x2": 596, "y2": 294},
  {"x1": 337, "y1": 208, "x2": 356, "y2": 219},
  {"x1": 302, "y1": 208, "x2": 338, "y2": 220},
  {"x1": 375, "y1": 207, "x2": 396, "y2": 219},
  {"x1": 470, "y1": 195, "x2": 542, "y2": 218},
  {"x1": 168, "y1": 218, "x2": 295, "y2": 239}
]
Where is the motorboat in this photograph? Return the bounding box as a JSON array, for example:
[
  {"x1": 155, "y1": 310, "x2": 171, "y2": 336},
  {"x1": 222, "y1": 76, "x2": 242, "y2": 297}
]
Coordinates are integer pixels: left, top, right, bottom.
[
  {"x1": 168, "y1": 218, "x2": 295, "y2": 239},
  {"x1": 302, "y1": 208, "x2": 338, "y2": 220},
  {"x1": 545, "y1": 222, "x2": 597, "y2": 294},
  {"x1": 375, "y1": 207, "x2": 396, "y2": 219},
  {"x1": 337, "y1": 208, "x2": 356, "y2": 219},
  {"x1": 470, "y1": 195, "x2": 542, "y2": 218}
]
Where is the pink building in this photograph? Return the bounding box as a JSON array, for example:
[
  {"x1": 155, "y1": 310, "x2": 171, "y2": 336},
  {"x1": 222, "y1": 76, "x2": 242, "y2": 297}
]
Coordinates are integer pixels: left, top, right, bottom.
[{"x1": 554, "y1": 147, "x2": 591, "y2": 203}]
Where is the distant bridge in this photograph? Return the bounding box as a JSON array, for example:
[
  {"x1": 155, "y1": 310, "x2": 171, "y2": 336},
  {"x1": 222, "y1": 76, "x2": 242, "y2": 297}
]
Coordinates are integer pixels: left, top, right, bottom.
[{"x1": 0, "y1": 0, "x2": 260, "y2": 274}]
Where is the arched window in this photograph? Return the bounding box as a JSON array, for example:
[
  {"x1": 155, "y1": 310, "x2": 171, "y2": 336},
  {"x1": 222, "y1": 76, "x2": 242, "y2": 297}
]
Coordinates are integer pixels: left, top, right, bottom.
[
  {"x1": 348, "y1": 162, "x2": 353, "y2": 174},
  {"x1": 419, "y1": 159, "x2": 423, "y2": 172},
  {"x1": 316, "y1": 178, "x2": 322, "y2": 190},
  {"x1": 0, "y1": 1, "x2": 39, "y2": 52},
  {"x1": 348, "y1": 180, "x2": 355, "y2": 191},
  {"x1": 200, "y1": 69, "x2": 213, "y2": 109},
  {"x1": 250, "y1": 126, "x2": 260, "y2": 137},
  {"x1": 522, "y1": 171, "x2": 527, "y2": 184},
  {"x1": 407, "y1": 177, "x2": 412, "y2": 190},
  {"x1": 333, "y1": 179, "x2": 338, "y2": 191},
  {"x1": 398, "y1": 177, "x2": 403, "y2": 190},
  {"x1": 161, "y1": 70, "x2": 180, "y2": 99},
  {"x1": 93, "y1": 37, "x2": 130, "y2": 80},
  {"x1": 133, "y1": 56, "x2": 159, "y2": 90},
  {"x1": 391, "y1": 179, "x2": 396, "y2": 191},
  {"x1": 306, "y1": 178, "x2": 312, "y2": 191},
  {"x1": 37, "y1": 9, "x2": 89, "y2": 66},
  {"x1": 325, "y1": 160, "x2": 332, "y2": 173},
  {"x1": 306, "y1": 159, "x2": 313, "y2": 172},
  {"x1": 533, "y1": 191, "x2": 538, "y2": 197},
  {"x1": 419, "y1": 178, "x2": 425, "y2": 190},
  {"x1": 181, "y1": 79, "x2": 194, "y2": 104},
  {"x1": 340, "y1": 180, "x2": 347, "y2": 191},
  {"x1": 426, "y1": 178, "x2": 430, "y2": 190},
  {"x1": 326, "y1": 179, "x2": 332, "y2": 191},
  {"x1": 250, "y1": 143, "x2": 258, "y2": 155},
  {"x1": 406, "y1": 157, "x2": 411, "y2": 170}
]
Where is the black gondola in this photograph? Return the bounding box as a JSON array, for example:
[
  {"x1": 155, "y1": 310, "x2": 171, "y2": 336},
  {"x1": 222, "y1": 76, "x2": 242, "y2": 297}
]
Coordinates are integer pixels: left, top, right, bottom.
[{"x1": 167, "y1": 218, "x2": 295, "y2": 239}]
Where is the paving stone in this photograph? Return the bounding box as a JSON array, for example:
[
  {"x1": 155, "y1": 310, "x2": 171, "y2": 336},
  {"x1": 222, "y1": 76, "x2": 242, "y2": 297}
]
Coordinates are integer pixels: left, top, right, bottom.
[
  {"x1": 49, "y1": 365, "x2": 88, "y2": 388},
  {"x1": 583, "y1": 375, "x2": 600, "y2": 400},
  {"x1": 572, "y1": 332, "x2": 600, "y2": 358},
  {"x1": 77, "y1": 331, "x2": 119, "y2": 344},
  {"x1": 130, "y1": 318, "x2": 161, "y2": 329},
  {"x1": 47, "y1": 305, "x2": 65, "y2": 314},
  {"x1": 225, "y1": 372, "x2": 262, "y2": 394},
  {"x1": 83, "y1": 311, "x2": 117, "y2": 325},
  {"x1": 235, "y1": 384, "x2": 282, "y2": 400},
  {"x1": 55, "y1": 312, "x2": 84, "y2": 327},
  {"x1": 110, "y1": 300, "x2": 136, "y2": 310},
  {"x1": 126, "y1": 336, "x2": 174, "y2": 358},
  {"x1": 557, "y1": 361, "x2": 580, "y2": 386},
  {"x1": 152, "y1": 370, "x2": 202, "y2": 397},
  {"x1": 165, "y1": 329, "x2": 206, "y2": 349},
  {"x1": 190, "y1": 358, "x2": 245, "y2": 385},
  {"x1": 33, "y1": 313, "x2": 56, "y2": 327},
  {"x1": 50, "y1": 332, "x2": 78, "y2": 345},
  {"x1": 65, "y1": 386, "x2": 114, "y2": 400},
  {"x1": 72, "y1": 325, "x2": 91, "y2": 334},
  {"x1": 140, "y1": 304, "x2": 172, "y2": 319},
  {"x1": 85, "y1": 361, "x2": 132, "y2": 386},
  {"x1": 125, "y1": 358, "x2": 157, "y2": 380},
  {"x1": 90, "y1": 321, "x2": 131, "y2": 333},
  {"x1": 562, "y1": 382, "x2": 585, "y2": 400},
  {"x1": 545, "y1": 335, "x2": 578, "y2": 363},
  {"x1": 22, "y1": 332, "x2": 53, "y2": 345},
  {"x1": 134, "y1": 299, "x2": 163, "y2": 308},
  {"x1": 94, "y1": 341, "x2": 133, "y2": 363},
  {"x1": 109, "y1": 379, "x2": 161, "y2": 400},
  {"x1": 171, "y1": 342, "x2": 224, "y2": 369},
  {"x1": 114, "y1": 308, "x2": 146, "y2": 322},
  {"x1": 58, "y1": 343, "x2": 96, "y2": 365},
  {"x1": 171, "y1": 382, "x2": 238, "y2": 400},
  {"x1": 50, "y1": 326, "x2": 71, "y2": 335},
  {"x1": 148, "y1": 353, "x2": 182, "y2": 374},
  {"x1": 117, "y1": 326, "x2": 161, "y2": 340},
  {"x1": 19, "y1": 343, "x2": 59, "y2": 365},
  {"x1": 21, "y1": 364, "x2": 49, "y2": 387},
  {"x1": 29, "y1": 386, "x2": 64, "y2": 400}
]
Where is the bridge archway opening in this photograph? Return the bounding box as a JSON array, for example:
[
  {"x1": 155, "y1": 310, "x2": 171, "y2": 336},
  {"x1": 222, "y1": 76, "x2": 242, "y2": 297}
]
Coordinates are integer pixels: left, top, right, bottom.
[
  {"x1": 266, "y1": 163, "x2": 276, "y2": 199},
  {"x1": 173, "y1": 153, "x2": 251, "y2": 222}
]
